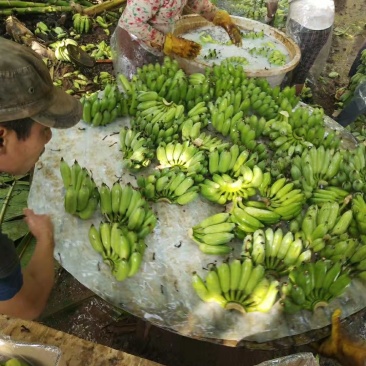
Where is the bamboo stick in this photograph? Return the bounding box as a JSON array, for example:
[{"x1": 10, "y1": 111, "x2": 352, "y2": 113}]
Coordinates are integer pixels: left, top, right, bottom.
[
  {"x1": 0, "y1": 5, "x2": 72, "y2": 15},
  {"x1": 82, "y1": 0, "x2": 126, "y2": 16}
]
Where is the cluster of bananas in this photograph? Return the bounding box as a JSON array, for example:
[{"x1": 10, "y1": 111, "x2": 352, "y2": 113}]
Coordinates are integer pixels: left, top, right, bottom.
[
  {"x1": 137, "y1": 168, "x2": 199, "y2": 205},
  {"x1": 351, "y1": 194, "x2": 366, "y2": 235},
  {"x1": 281, "y1": 260, "x2": 351, "y2": 314},
  {"x1": 119, "y1": 128, "x2": 154, "y2": 171},
  {"x1": 98, "y1": 182, "x2": 157, "y2": 239},
  {"x1": 292, "y1": 203, "x2": 353, "y2": 252},
  {"x1": 248, "y1": 46, "x2": 286, "y2": 66},
  {"x1": 241, "y1": 228, "x2": 311, "y2": 276},
  {"x1": 320, "y1": 236, "x2": 359, "y2": 264},
  {"x1": 50, "y1": 38, "x2": 78, "y2": 62},
  {"x1": 230, "y1": 115, "x2": 267, "y2": 152},
  {"x1": 242, "y1": 30, "x2": 265, "y2": 39},
  {"x1": 230, "y1": 204, "x2": 280, "y2": 235},
  {"x1": 192, "y1": 259, "x2": 279, "y2": 313},
  {"x1": 290, "y1": 146, "x2": 343, "y2": 195},
  {"x1": 257, "y1": 175, "x2": 306, "y2": 220},
  {"x1": 60, "y1": 159, "x2": 99, "y2": 220},
  {"x1": 189, "y1": 213, "x2": 235, "y2": 255},
  {"x1": 81, "y1": 83, "x2": 126, "y2": 126},
  {"x1": 208, "y1": 145, "x2": 254, "y2": 177},
  {"x1": 221, "y1": 56, "x2": 249, "y2": 66},
  {"x1": 347, "y1": 243, "x2": 366, "y2": 280},
  {"x1": 200, "y1": 165, "x2": 264, "y2": 205},
  {"x1": 88, "y1": 222, "x2": 145, "y2": 281},
  {"x1": 156, "y1": 141, "x2": 207, "y2": 178},
  {"x1": 89, "y1": 40, "x2": 113, "y2": 60},
  {"x1": 72, "y1": 13, "x2": 92, "y2": 34},
  {"x1": 335, "y1": 144, "x2": 366, "y2": 193}
]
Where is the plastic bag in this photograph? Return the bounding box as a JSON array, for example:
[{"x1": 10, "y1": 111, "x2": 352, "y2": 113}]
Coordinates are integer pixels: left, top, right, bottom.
[
  {"x1": 255, "y1": 352, "x2": 319, "y2": 366},
  {"x1": 0, "y1": 336, "x2": 64, "y2": 366}
]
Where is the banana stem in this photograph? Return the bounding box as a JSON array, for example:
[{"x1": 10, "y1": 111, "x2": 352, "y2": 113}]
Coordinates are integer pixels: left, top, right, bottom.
[
  {"x1": 0, "y1": 180, "x2": 16, "y2": 225},
  {"x1": 82, "y1": 0, "x2": 126, "y2": 16},
  {"x1": 0, "y1": 5, "x2": 72, "y2": 15},
  {"x1": 0, "y1": 1, "x2": 47, "y2": 7}
]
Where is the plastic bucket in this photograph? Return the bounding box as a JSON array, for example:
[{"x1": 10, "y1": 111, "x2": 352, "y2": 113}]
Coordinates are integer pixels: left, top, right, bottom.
[{"x1": 173, "y1": 15, "x2": 301, "y2": 87}]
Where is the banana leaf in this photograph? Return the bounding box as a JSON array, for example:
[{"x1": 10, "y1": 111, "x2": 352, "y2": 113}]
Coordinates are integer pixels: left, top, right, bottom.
[
  {"x1": 16, "y1": 232, "x2": 36, "y2": 268},
  {"x1": 0, "y1": 176, "x2": 30, "y2": 242}
]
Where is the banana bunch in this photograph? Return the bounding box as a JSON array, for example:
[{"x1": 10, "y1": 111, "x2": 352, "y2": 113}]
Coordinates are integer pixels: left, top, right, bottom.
[
  {"x1": 92, "y1": 71, "x2": 116, "y2": 88},
  {"x1": 98, "y1": 182, "x2": 157, "y2": 239},
  {"x1": 34, "y1": 21, "x2": 50, "y2": 38},
  {"x1": 135, "y1": 90, "x2": 185, "y2": 125},
  {"x1": 290, "y1": 147, "x2": 344, "y2": 198},
  {"x1": 230, "y1": 203, "x2": 281, "y2": 235},
  {"x1": 242, "y1": 30, "x2": 265, "y2": 39},
  {"x1": 189, "y1": 212, "x2": 235, "y2": 255},
  {"x1": 88, "y1": 222, "x2": 146, "y2": 281},
  {"x1": 347, "y1": 242, "x2": 366, "y2": 279},
  {"x1": 310, "y1": 186, "x2": 350, "y2": 205},
  {"x1": 90, "y1": 40, "x2": 112, "y2": 60},
  {"x1": 241, "y1": 228, "x2": 311, "y2": 275},
  {"x1": 156, "y1": 141, "x2": 207, "y2": 176},
  {"x1": 230, "y1": 115, "x2": 268, "y2": 148},
  {"x1": 181, "y1": 118, "x2": 229, "y2": 151},
  {"x1": 72, "y1": 13, "x2": 92, "y2": 34},
  {"x1": 60, "y1": 159, "x2": 100, "y2": 220},
  {"x1": 268, "y1": 50, "x2": 287, "y2": 66},
  {"x1": 209, "y1": 62, "x2": 247, "y2": 98},
  {"x1": 352, "y1": 194, "x2": 366, "y2": 234},
  {"x1": 200, "y1": 165, "x2": 264, "y2": 205},
  {"x1": 299, "y1": 203, "x2": 353, "y2": 252},
  {"x1": 221, "y1": 56, "x2": 249, "y2": 66},
  {"x1": 337, "y1": 144, "x2": 366, "y2": 193},
  {"x1": 208, "y1": 145, "x2": 253, "y2": 177},
  {"x1": 119, "y1": 128, "x2": 154, "y2": 171},
  {"x1": 95, "y1": 15, "x2": 111, "y2": 35},
  {"x1": 192, "y1": 259, "x2": 279, "y2": 313},
  {"x1": 82, "y1": 83, "x2": 126, "y2": 126},
  {"x1": 50, "y1": 39, "x2": 78, "y2": 62},
  {"x1": 137, "y1": 168, "x2": 199, "y2": 205},
  {"x1": 319, "y1": 236, "x2": 359, "y2": 264},
  {"x1": 268, "y1": 155, "x2": 292, "y2": 178},
  {"x1": 258, "y1": 176, "x2": 306, "y2": 220},
  {"x1": 281, "y1": 260, "x2": 351, "y2": 314}
]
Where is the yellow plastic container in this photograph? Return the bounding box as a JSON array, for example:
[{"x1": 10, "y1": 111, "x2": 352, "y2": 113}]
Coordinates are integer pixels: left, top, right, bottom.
[{"x1": 173, "y1": 15, "x2": 301, "y2": 87}]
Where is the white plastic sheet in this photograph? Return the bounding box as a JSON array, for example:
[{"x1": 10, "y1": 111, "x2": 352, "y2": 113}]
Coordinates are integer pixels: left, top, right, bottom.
[{"x1": 28, "y1": 117, "x2": 365, "y2": 345}]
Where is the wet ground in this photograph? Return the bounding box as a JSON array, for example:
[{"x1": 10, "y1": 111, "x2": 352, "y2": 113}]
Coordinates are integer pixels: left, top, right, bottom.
[{"x1": 39, "y1": 0, "x2": 366, "y2": 365}]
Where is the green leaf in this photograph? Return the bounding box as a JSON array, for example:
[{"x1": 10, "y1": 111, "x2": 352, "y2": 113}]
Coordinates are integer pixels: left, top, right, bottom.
[
  {"x1": 0, "y1": 181, "x2": 29, "y2": 222},
  {"x1": 1, "y1": 219, "x2": 28, "y2": 242},
  {"x1": 16, "y1": 232, "x2": 36, "y2": 268}
]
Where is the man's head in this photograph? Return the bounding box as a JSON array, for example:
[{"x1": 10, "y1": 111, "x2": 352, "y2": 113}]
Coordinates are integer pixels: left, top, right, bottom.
[{"x1": 0, "y1": 37, "x2": 82, "y2": 175}]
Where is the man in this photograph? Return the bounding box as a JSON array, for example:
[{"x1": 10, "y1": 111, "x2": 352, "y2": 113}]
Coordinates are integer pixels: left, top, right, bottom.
[
  {"x1": 0, "y1": 37, "x2": 82, "y2": 320},
  {"x1": 266, "y1": 0, "x2": 335, "y2": 95}
]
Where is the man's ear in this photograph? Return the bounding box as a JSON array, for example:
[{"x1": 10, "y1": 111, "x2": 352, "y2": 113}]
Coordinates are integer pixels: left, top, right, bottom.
[{"x1": 0, "y1": 127, "x2": 6, "y2": 150}]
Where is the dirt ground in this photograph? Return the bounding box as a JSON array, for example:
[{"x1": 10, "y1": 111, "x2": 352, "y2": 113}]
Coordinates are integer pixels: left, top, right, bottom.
[{"x1": 3, "y1": 0, "x2": 366, "y2": 365}]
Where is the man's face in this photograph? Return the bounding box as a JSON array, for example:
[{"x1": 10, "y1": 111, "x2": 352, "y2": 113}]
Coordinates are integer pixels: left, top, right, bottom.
[{"x1": 0, "y1": 122, "x2": 52, "y2": 175}]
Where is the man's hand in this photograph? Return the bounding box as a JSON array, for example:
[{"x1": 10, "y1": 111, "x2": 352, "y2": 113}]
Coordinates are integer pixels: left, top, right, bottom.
[
  {"x1": 23, "y1": 208, "x2": 54, "y2": 245},
  {"x1": 163, "y1": 33, "x2": 201, "y2": 59},
  {"x1": 213, "y1": 10, "x2": 242, "y2": 47}
]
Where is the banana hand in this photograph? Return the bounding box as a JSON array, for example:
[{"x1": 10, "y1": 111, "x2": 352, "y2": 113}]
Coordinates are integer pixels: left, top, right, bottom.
[
  {"x1": 213, "y1": 10, "x2": 242, "y2": 47},
  {"x1": 163, "y1": 33, "x2": 201, "y2": 59}
]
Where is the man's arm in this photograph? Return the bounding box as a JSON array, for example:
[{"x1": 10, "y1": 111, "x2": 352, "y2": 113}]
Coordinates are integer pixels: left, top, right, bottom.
[
  {"x1": 265, "y1": 0, "x2": 279, "y2": 24},
  {"x1": 0, "y1": 209, "x2": 55, "y2": 320}
]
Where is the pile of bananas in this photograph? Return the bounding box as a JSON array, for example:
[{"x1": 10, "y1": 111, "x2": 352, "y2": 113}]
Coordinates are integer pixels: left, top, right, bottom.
[
  {"x1": 189, "y1": 213, "x2": 235, "y2": 255},
  {"x1": 137, "y1": 168, "x2": 199, "y2": 205},
  {"x1": 248, "y1": 47, "x2": 287, "y2": 66},
  {"x1": 352, "y1": 194, "x2": 366, "y2": 235},
  {"x1": 81, "y1": 83, "x2": 128, "y2": 126},
  {"x1": 295, "y1": 203, "x2": 353, "y2": 252},
  {"x1": 290, "y1": 147, "x2": 345, "y2": 198},
  {"x1": 336, "y1": 144, "x2": 366, "y2": 193},
  {"x1": 200, "y1": 165, "x2": 264, "y2": 205},
  {"x1": 192, "y1": 259, "x2": 279, "y2": 313},
  {"x1": 281, "y1": 260, "x2": 351, "y2": 314},
  {"x1": 60, "y1": 159, "x2": 100, "y2": 220},
  {"x1": 257, "y1": 176, "x2": 306, "y2": 220},
  {"x1": 119, "y1": 128, "x2": 154, "y2": 171},
  {"x1": 98, "y1": 182, "x2": 157, "y2": 239},
  {"x1": 241, "y1": 228, "x2": 311, "y2": 276},
  {"x1": 50, "y1": 38, "x2": 78, "y2": 62},
  {"x1": 156, "y1": 141, "x2": 207, "y2": 177},
  {"x1": 88, "y1": 222, "x2": 146, "y2": 281},
  {"x1": 72, "y1": 13, "x2": 92, "y2": 34},
  {"x1": 242, "y1": 30, "x2": 265, "y2": 39}
]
